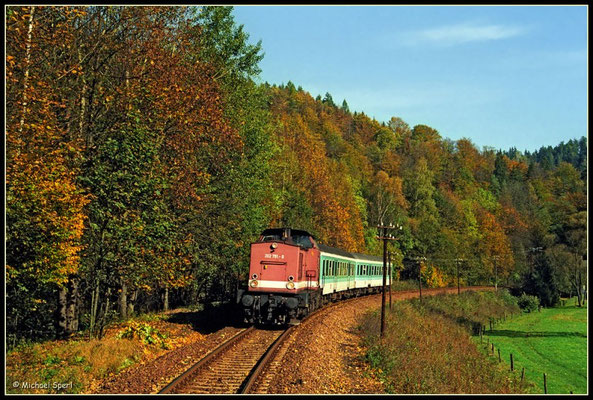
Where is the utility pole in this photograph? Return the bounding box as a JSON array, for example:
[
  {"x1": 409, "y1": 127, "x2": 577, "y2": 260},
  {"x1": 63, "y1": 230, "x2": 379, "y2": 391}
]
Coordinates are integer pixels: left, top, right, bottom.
[
  {"x1": 377, "y1": 223, "x2": 400, "y2": 338},
  {"x1": 418, "y1": 258, "x2": 425, "y2": 300},
  {"x1": 529, "y1": 247, "x2": 543, "y2": 274},
  {"x1": 388, "y1": 250, "x2": 392, "y2": 310},
  {"x1": 411, "y1": 256, "x2": 426, "y2": 301},
  {"x1": 454, "y1": 258, "x2": 465, "y2": 295},
  {"x1": 493, "y1": 255, "x2": 500, "y2": 292}
]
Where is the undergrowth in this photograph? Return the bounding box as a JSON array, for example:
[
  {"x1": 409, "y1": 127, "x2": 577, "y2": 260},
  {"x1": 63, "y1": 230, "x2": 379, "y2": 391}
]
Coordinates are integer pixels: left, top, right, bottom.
[{"x1": 359, "y1": 290, "x2": 531, "y2": 394}]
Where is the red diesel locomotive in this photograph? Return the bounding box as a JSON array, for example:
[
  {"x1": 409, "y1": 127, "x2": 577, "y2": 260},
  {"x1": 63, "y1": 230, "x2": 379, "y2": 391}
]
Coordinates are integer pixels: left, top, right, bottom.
[
  {"x1": 237, "y1": 228, "x2": 320, "y2": 324},
  {"x1": 238, "y1": 227, "x2": 385, "y2": 325}
]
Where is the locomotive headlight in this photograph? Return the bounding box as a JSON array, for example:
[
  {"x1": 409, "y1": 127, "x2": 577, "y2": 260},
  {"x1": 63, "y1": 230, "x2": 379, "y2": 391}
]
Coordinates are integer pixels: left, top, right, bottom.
[
  {"x1": 271, "y1": 242, "x2": 278, "y2": 249},
  {"x1": 252, "y1": 273, "x2": 258, "y2": 279},
  {"x1": 288, "y1": 275, "x2": 294, "y2": 282},
  {"x1": 286, "y1": 282, "x2": 295, "y2": 290},
  {"x1": 249, "y1": 280, "x2": 258, "y2": 288}
]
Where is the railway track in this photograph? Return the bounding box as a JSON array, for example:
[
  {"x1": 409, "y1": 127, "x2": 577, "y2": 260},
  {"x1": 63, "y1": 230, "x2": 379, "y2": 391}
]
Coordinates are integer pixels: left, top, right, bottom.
[
  {"x1": 158, "y1": 325, "x2": 294, "y2": 394},
  {"x1": 158, "y1": 287, "x2": 491, "y2": 394},
  {"x1": 158, "y1": 294, "x2": 366, "y2": 394}
]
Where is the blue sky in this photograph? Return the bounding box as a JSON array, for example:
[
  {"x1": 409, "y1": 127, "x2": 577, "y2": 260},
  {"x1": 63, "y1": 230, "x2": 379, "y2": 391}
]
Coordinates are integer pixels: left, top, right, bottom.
[{"x1": 231, "y1": 5, "x2": 587, "y2": 152}]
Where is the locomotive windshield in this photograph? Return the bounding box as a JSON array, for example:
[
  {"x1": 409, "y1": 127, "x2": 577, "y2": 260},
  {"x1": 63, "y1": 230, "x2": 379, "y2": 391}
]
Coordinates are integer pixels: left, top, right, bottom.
[
  {"x1": 259, "y1": 228, "x2": 287, "y2": 242},
  {"x1": 260, "y1": 231, "x2": 283, "y2": 241},
  {"x1": 258, "y1": 228, "x2": 314, "y2": 248},
  {"x1": 291, "y1": 233, "x2": 313, "y2": 248}
]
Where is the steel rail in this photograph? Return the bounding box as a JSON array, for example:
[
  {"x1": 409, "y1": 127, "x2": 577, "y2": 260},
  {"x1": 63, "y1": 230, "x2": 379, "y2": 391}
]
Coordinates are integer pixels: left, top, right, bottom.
[
  {"x1": 238, "y1": 325, "x2": 295, "y2": 393},
  {"x1": 159, "y1": 286, "x2": 491, "y2": 394},
  {"x1": 158, "y1": 326, "x2": 254, "y2": 394},
  {"x1": 238, "y1": 293, "x2": 369, "y2": 393}
]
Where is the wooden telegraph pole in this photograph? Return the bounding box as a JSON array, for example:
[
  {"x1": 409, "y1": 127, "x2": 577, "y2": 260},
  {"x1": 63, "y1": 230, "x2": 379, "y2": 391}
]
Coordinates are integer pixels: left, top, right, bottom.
[
  {"x1": 410, "y1": 256, "x2": 426, "y2": 300},
  {"x1": 377, "y1": 223, "x2": 401, "y2": 338},
  {"x1": 455, "y1": 258, "x2": 465, "y2": 295},
  {"x1": 388, "y1": 250, "x2": 392, "y2": 310},
  {"x1": 418, "y1": 257, "x2": 424, "y2": 300},
  {"x1": 493, "y1": 255, "x2": 499, "y2": 292}
]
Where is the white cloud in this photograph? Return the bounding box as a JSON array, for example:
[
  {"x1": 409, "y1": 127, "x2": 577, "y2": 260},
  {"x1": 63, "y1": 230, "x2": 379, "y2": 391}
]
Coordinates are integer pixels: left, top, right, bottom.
[{"x1": 400, "y1": 22, "x2": 528, "y2": 47}]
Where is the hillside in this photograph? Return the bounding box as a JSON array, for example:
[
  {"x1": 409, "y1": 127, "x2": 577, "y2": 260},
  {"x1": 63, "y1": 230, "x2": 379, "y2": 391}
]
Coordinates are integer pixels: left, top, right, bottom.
[{"x1": 6, "y1": 5, "x2": 587, "y2": 345}]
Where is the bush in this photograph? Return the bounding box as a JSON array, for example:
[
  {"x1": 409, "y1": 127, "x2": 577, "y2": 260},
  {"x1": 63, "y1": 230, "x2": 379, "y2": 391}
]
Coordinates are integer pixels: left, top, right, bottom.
[
  {"x1": 116, "y1": 322, "x2": 169, "y2": 349},
  {"x1": 517, "y1": 293, "x2": 540, "y2": 312}
]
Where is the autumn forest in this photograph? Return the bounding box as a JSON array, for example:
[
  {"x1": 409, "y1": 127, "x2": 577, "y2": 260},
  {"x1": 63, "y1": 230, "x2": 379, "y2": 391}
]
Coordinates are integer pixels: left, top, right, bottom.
[{"x1": 6, "y1": 6, "x2": 587, "y2": 345}]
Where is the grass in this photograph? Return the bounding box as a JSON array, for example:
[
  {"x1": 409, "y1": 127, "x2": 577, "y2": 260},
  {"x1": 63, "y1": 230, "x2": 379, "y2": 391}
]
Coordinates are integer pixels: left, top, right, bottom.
[
  {"x1": 389, "y1": 279, "x2": 420, "y2": 292},
  {"x1": 6, "y1": 336, "x2": 143, "y2": 394},
  {"x1": 481, "y1": 297, "x2": 587, "y2": 394},
  {"x1": 359, "y1": 290, "x2": 530, "y2": 394},
  {"x1": 5, "y1": 308, "x2": 206, "y2": 394}
]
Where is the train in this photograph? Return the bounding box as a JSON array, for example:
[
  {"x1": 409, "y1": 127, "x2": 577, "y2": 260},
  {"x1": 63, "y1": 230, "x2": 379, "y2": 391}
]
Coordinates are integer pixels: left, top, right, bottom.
[{"x1": 237, "y1": 227, "x2": 388, "y2": 325}]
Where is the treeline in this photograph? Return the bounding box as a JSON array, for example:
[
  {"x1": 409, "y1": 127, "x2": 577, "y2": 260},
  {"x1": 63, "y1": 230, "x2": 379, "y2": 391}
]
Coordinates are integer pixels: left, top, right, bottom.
[
  {"x1": 6, "y1": 6, "x2": 587, "y2": 345},
  {"x1": 505, "y1": 137, "x2": 587, "y2": 178}
]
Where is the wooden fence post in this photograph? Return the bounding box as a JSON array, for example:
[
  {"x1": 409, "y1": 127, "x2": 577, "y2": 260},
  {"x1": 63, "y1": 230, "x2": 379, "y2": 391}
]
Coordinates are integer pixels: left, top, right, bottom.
[
  {"x1": 510, "y1": 353, "x2": 514, "y2": 371},
  {"x1": 521, "y1": 367, "x2": 525, "y2": 382},
  {"x1": 543, "y1": 373, "x2": 547, "y2": 394},
  {"x1": 498, "y1": 348, "x2": 501, "y2": 362}
]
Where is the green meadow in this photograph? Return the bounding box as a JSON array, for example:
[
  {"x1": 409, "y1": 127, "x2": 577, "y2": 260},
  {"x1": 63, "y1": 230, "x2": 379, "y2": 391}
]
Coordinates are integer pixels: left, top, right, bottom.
[{"x1": 483, "y1": 298, "x2": 587, "y2": 394}]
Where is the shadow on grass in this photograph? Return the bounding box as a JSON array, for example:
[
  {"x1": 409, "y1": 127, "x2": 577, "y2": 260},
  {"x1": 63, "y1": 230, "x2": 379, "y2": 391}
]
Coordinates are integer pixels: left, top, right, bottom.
[
  {"x1": 554, "y1": 304, "x2": 587, "y2": 310},
  {"x1": 487, "y1": 329, "x2": 586, "y2": 339},
  {"x1": 165, "y1": 303, "x2": 245, "y2": 335}
]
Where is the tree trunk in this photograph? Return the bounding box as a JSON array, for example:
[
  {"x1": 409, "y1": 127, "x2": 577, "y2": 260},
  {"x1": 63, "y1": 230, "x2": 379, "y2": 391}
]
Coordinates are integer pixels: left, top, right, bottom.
[
  {"x1": 67, "y1": 275, "x2": 79, "y2": 333},
  {"x1": 99, "y1": 287, "x2": 111, "y2": 339},
  {"x1": 577, "y1": 270, "x2": 582, "y2": 307},
  {"x1": 164, "y1": 286, "x2": 169, "y2": 311},
  {"x1": 90, "y1": 280, "x2": 99, "y2": 339},
  {"x1": 19, "y1": 6, "x2": 35, "y2": 136},
  {"x1": 57, "y1": 285, "x2": 68, "y2": 338},
  {"x1": 56, "y1": 275, "x2": 79, "y2": 338},
  {"x1": 119, "y1": 281, "x2": 127, "y2": 319},
  {"x1": 78, "y1": 46, "x2": 87, "y2": 141},
  {"x1": 127, "y1": 289, "x2": 137, "y2": 317}
]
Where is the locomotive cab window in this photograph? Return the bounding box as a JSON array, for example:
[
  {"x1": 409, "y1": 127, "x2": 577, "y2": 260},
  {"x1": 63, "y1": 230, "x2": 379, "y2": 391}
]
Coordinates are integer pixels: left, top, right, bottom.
[
  {"x1": 260, "y1": 233, "x2": 282, "y2": 242},
  {"x1": 292, "y1": 233, "x2": 313, "y2": 249}
]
